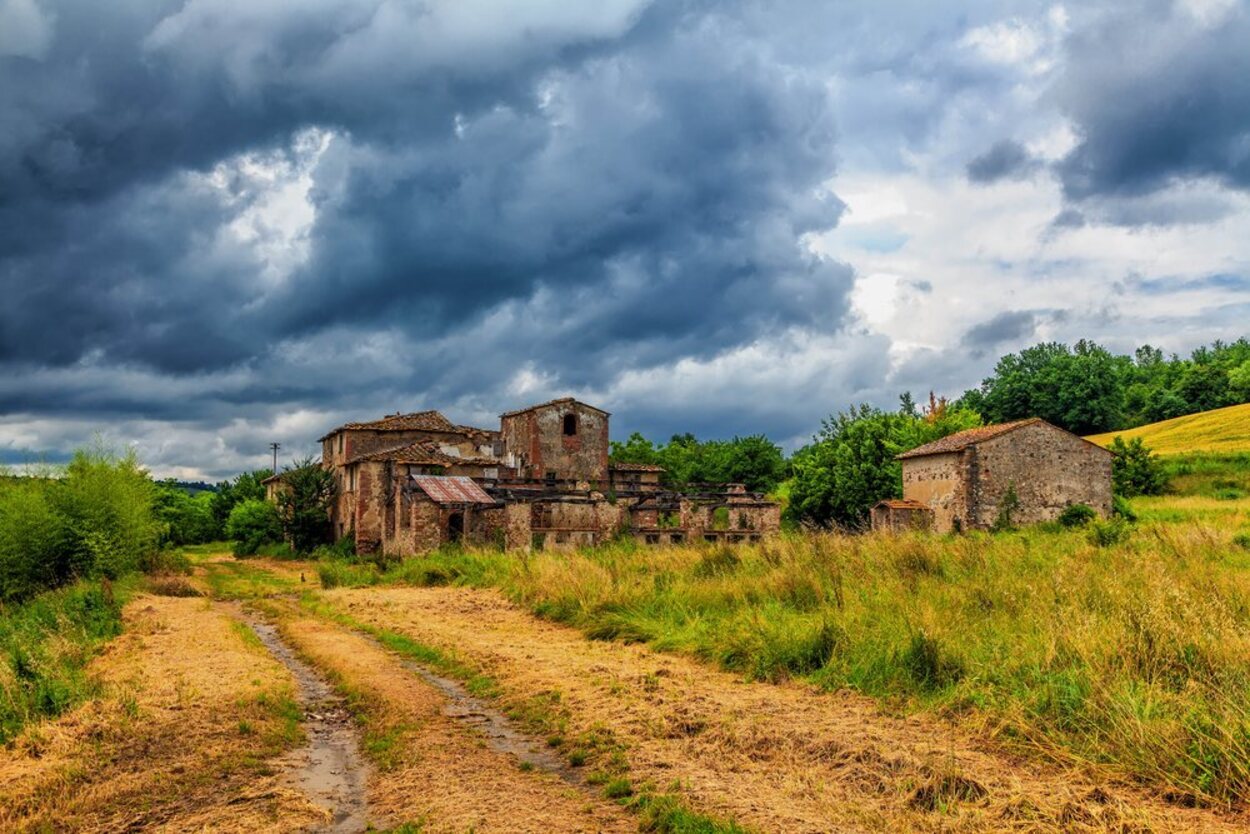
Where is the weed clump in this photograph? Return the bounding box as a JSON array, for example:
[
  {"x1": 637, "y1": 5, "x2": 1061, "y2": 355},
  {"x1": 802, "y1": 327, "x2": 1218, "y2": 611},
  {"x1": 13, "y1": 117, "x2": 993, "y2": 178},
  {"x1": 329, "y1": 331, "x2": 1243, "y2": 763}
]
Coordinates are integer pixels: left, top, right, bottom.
[{"x1": 1058, "y1": 503, "x2": 1097, "y2": 528}]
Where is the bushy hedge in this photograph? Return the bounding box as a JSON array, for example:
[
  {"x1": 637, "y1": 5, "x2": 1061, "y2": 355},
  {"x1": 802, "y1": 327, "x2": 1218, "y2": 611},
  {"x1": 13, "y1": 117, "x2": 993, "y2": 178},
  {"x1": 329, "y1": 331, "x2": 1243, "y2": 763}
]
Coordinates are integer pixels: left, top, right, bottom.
[
  {"x1": 0, "y1": 448, "x2": 159, "y2": 603},
  {"x1": 226, "y1": 499, "x2": 284, "y2": 556}
]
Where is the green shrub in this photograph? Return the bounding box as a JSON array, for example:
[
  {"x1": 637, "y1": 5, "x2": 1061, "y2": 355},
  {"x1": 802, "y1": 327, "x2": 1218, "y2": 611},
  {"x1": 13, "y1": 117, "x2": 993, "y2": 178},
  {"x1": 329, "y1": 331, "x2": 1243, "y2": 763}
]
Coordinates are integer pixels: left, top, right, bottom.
[
  {"x1": 1109, "y1": 436, "x2": 1167, "y2": 497},
  {"x1": 991, "y1": 483, "x2": 1020, "y2": 532},
  {"x1": 1089, "y1": 518, "x2": 1130, "y2": 547},
  {"x1": 1233, "y1": 532, "x2": 1250, "y2": 550},
  {"x1": 275, "y1": 459, "x2": 336, "y2": 554},
  {"x1": 226, "y1": 499, "x2": 283, "y2": 556},
  {"x1": 1058, "y1": 503, "x2": 1097, "y2": 528},
  {"x1": 1, "y1": 446, "x2": 159, "y2": 602},
  {"x1": 1112, "y1": 494, "x2": 1138, "y2": 523},
  {"x1": 317, "y1": 560, "x2": 380, "y2": 589},
  {"x1": 0, "y1": 578, "x2": 129, "y2": 742}
]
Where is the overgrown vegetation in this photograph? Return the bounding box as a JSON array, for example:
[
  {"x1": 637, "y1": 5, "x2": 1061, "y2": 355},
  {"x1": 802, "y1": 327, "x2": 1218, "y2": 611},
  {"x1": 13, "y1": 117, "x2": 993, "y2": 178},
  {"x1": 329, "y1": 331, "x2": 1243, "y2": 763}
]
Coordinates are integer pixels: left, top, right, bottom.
[
  {"x1": 786, "y1": 395, "x2": 982, "y2": 528},
  {"x1": 0, "y1": 446, "x2": 160, "y2": 602},
  {"x1": 959, "y1": 338, "x2": 1250, "y2": 435},
  {"x1": 275, "y1": 458, "x2": 336, "y2": 554},
  {"x1": 0, "y1": 577, "x2": 133, "y2": 742},
  {"x1": 610, "y1": 432, "x2": 787, "y2": 493},
  {"x1": 350, "y1": 485, "x2": 1250, "y2": 805},
  {"x1": 1108, "y1": 436, "x2": 1167, "y2": 497}
]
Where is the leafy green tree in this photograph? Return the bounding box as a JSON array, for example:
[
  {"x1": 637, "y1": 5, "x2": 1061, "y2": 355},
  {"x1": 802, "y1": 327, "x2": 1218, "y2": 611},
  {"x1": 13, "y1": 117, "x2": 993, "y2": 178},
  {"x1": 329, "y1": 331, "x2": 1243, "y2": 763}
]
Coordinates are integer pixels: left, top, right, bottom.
[
  {"x1": 610, "y1": 432, "x2": 787, "y2": 493},
  {"x1": 275, "y1": 459, "x2": 336, "y2": 554},
  {"x1": 1108, "y1": 436, "x2": 1166, "y2": 497},
  {"x1": 978, "y1": 340, "x2": 1130, "y2": 434},
  {"x1": 153, "y1": 481, "x2": 217, "y2": 546},
  {"x1": 210, "y1": 469, "x2": 272, "y2": 537},
  {"x1": 0, "y1": 474, "x2": 66, "y2": 602},
  {"x1": 226, "y1": 499, "x2": 283, "y2": 556},
  {"x1": 53, "y1": 446, "x2": 159, "y2": 580},
  {"x1": 787, "y1": 398, "x2": 982, "y2": 529}
]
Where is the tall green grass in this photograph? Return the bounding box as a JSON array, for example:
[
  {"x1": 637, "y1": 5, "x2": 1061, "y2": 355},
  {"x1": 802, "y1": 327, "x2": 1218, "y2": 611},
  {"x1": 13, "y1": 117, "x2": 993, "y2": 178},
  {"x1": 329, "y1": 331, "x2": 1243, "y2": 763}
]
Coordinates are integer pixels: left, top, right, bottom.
[
  {"x1": 0, "y1": 577, "x2": 133, "y2": 742},
  {"x1": 358, "y1": 514, "x2": 1250, "y2": 805}
]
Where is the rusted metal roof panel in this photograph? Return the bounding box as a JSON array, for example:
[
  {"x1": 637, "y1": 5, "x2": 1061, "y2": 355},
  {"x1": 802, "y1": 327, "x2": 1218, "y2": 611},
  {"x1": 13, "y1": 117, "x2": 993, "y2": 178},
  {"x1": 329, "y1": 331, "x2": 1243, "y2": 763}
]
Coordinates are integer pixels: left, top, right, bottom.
[{"x1": 412, "y1": 475, "x2": 496, "y2": 505}]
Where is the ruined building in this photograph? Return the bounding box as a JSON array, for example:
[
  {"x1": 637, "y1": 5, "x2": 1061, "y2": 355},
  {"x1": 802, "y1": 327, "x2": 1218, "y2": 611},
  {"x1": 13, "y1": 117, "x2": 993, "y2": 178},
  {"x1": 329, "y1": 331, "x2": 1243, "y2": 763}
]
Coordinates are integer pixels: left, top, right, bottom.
[
  {"x1": 311, "y1": 398, "x2": 780, "y2": 556},
  {"x1": 872, "y1": 418, "x2": 1113, "y2": 533}
]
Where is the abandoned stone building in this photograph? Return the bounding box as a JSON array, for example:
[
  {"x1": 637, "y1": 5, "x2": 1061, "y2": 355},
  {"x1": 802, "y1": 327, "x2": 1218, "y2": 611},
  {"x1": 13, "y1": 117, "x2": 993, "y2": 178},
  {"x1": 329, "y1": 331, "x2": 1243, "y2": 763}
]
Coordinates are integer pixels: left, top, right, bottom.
[
  {"x1": 872, "y1": 418, "x2": 1113, "y2": 534},
  {"x1": 309, "y1": 398, "x2": 780, "y2": 556}
]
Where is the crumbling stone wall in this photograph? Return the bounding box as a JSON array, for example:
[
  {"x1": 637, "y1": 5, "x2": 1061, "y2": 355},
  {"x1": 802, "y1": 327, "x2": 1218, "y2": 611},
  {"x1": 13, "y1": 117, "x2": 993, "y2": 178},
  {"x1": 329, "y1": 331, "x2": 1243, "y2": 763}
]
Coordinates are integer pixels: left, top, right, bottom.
[
  {"x1": 966, "y1": 423, "x2": 1112, "y2": 528},
  {"x1": 501, "y1": 401, "x2": 609, "y2": 482}
]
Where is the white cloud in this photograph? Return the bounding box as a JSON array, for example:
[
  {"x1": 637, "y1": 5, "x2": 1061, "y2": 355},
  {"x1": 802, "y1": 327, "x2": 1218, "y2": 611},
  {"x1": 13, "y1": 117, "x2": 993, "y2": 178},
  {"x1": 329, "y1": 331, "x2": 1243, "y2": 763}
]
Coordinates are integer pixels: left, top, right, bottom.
[{"x1": 0, "y1": 0, "x2": 53, "y2": 59}]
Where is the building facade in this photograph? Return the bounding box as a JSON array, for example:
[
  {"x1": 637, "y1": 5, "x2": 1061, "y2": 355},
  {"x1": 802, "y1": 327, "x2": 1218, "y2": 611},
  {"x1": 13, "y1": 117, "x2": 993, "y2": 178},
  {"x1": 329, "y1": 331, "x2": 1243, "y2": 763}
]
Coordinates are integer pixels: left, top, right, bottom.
[
  {"x1": 309, "y1": 397, "x2": 781, "y2": 556},
  {"x1": 874, "y1": 418, "x2": 1113, "y2": 533}
]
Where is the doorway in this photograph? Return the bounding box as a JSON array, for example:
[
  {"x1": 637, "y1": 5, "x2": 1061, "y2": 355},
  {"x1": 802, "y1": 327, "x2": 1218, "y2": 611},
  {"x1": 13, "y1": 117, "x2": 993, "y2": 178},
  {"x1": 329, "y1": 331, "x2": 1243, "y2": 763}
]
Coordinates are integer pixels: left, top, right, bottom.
[{"x1": 447, "y1": 511, "x2": 465, "y2": 543}]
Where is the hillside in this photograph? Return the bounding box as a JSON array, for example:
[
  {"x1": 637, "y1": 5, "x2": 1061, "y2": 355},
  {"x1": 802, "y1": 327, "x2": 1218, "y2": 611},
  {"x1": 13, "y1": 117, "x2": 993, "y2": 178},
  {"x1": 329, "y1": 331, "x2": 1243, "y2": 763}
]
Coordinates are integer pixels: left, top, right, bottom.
[{"x1": 1086, "y1": 402, "x2": 1250, "y2": 455}]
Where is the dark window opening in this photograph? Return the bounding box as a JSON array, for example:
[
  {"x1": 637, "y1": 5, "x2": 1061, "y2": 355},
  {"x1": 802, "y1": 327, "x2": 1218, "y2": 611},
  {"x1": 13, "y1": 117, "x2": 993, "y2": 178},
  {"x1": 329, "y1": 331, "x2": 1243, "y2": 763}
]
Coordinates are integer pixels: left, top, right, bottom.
[
  {"x1": 545, "y1": 470, "x2": 557, "y2": 483},
  {"x1": 448, "y1": 511, "x2": 464, "y2": 543},
  {"x1": 703, "y1": 534, "x2": 718, "y2": 543},
  {"x1": 563, "y1": 413, "x2": 577, "y2": 436},
  {"x1": 670, "y1": 533, "x2": 685, "y2": 544}
]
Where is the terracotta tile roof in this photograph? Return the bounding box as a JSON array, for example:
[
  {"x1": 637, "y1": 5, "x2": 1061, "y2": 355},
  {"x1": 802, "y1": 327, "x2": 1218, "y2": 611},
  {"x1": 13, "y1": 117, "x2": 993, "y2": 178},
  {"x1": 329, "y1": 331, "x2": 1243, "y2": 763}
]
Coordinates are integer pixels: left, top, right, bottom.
[
  {"x1": 347, "y1": 439, "x2": 501, "y2": 468},
  {"x1": 610, "y1": 462, "x2": 666, "y2": 472},
  {"x1": 409, "y1": 475, "x2": 496, "y2": 505},
  {"x1": 896, "y1": 418, "x2": 1043, "y2": 459},
  {"x1": 318, "y1": 410, "x2": 460, "y2": 441},
  {"x1": 500, "y1": 397, "x2": 610, "y2": 419}
]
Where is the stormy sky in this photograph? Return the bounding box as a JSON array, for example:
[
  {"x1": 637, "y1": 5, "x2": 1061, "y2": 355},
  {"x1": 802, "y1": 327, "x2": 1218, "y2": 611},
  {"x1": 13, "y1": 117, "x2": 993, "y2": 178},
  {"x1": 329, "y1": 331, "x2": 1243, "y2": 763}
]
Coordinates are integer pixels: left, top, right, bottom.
[{"x1": 2, "y1": 0, "x2": 1248, "y2": 479}]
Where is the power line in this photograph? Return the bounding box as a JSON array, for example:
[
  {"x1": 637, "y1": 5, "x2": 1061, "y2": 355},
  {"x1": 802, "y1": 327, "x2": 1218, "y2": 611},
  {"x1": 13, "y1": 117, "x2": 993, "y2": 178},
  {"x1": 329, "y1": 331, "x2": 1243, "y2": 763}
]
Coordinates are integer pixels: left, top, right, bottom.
[{"x1": 269, "y1": 442, "x2": 281, "y2": 474}]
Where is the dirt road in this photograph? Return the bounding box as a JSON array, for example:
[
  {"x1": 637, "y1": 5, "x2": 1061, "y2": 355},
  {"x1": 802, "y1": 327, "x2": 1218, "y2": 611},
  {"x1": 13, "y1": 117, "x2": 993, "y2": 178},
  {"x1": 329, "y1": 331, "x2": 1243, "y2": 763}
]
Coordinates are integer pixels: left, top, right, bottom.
[
  {"x1": 328, "y1": 584, "x2": 1250, "y2": 834},
  {"x1": 5, "y1": 557, "x2": 1249, "y2": 832}
]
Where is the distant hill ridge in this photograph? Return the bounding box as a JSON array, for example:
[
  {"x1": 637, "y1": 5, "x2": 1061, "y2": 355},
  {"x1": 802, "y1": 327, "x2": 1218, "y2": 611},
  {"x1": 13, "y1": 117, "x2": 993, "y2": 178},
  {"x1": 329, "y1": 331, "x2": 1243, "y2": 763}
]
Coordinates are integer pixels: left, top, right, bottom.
[{"x1": 1085, "y1": 403, "x2": 1250, "y2": 455}]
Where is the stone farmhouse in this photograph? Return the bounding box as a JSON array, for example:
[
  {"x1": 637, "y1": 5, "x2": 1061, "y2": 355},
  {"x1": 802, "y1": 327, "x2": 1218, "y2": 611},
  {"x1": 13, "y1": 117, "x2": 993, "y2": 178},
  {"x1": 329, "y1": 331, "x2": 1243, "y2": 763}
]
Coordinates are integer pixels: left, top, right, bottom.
[
  {"x1": 308, "y1": 398, "x2": 780, "y2": 556},
  {"x1": 871, "y1": 418, "x2": 1113, "y2": 533}
]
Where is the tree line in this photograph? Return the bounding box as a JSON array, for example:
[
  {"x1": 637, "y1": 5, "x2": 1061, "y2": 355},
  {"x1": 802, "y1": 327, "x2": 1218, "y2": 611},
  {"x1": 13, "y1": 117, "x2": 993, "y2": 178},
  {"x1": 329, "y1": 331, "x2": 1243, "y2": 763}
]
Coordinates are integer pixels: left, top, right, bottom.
[
  {"x1": 613, "y1": 334, "x2": 1241, "y2": 529},
  {"x1": 958, "y1": 338, "x2": 1250, "y2": 435}
]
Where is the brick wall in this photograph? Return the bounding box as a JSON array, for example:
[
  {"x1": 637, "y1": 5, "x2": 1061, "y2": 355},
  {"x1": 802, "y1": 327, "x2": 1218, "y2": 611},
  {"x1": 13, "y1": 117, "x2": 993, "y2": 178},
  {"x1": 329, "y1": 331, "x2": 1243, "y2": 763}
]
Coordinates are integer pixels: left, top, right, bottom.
[{"x1": 500, "y1": 402, "x2": 609, "y2": 481}]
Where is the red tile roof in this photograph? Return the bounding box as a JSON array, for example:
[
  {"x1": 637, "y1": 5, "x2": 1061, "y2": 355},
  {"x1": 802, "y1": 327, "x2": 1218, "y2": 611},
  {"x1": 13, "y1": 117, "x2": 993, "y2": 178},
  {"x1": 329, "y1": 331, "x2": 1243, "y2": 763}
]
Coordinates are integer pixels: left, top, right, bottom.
[
  {"x1": 896, "y1": 418, "x2": 1043, "y2": 459},
  {"x1": 347, "y1": 439, "x2": 501, "y2": 467},
  {"x1": 319, "y1": 410, "x2": 464, "y2": 441},
  {"x1": 610, "y1": 462, "x2": 666, "y2": 472},
  {"x1": 500, "y1": 397, "x2": 610, "y2": 419},
  {"x1": 410, "y1": 475, "x2": 496, "y2": 505}
]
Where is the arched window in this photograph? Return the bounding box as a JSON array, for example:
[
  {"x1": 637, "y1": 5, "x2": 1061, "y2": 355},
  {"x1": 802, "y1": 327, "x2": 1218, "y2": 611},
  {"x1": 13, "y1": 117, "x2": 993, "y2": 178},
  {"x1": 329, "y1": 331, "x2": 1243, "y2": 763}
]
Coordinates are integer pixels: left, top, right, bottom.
[{"x1": 563, "y1": 413, "x2": 577, "y2": 436}]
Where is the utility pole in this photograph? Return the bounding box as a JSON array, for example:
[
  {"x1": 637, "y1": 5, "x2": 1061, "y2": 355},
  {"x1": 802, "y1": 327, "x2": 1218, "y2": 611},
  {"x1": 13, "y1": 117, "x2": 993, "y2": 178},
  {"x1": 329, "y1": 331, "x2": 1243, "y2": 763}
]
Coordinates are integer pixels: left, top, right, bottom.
[{"x1": 269, "y1": 442, "x2": 280, "y2": 475}]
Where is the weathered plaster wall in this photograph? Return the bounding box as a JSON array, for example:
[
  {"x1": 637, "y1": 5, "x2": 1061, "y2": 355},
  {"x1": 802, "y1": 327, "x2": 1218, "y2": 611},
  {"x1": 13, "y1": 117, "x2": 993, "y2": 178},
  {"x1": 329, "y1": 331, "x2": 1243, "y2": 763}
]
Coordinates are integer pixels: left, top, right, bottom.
[{"x1": 901, "y1": 452, "x2": 964, "y2": 533}]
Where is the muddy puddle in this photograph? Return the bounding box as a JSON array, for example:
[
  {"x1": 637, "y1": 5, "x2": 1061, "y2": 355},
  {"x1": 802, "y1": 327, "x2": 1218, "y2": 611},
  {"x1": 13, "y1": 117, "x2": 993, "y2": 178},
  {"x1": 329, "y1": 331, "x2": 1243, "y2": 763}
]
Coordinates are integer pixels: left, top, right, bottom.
[
  {"x1": 245, "y1": 617, "x2": 371, "y2": 833},
  {"x1": 391, "y1": 653, "x2": 579, "y2": 783}
]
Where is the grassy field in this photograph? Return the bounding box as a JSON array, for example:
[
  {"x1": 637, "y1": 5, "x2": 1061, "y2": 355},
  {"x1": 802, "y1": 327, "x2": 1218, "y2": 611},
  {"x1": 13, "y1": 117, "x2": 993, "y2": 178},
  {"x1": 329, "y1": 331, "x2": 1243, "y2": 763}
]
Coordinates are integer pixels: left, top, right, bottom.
[
  {"x1": 318, "y1": 476, "x2": 1250, "y2": 807},
  {"x1": 1086, "y1": 403, "x2": 1250, "y2": 455}
]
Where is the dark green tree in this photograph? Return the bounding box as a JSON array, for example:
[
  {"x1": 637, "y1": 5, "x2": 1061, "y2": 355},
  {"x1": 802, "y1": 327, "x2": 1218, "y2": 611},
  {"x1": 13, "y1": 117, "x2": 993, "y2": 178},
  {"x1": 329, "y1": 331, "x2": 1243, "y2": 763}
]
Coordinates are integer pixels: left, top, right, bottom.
[
  {"x1": 1107, "y1": 436, "x2": 1166, "y2": 497},
  {"x1": 275, "y1": 459, "x2": 336, "y2": 554}
]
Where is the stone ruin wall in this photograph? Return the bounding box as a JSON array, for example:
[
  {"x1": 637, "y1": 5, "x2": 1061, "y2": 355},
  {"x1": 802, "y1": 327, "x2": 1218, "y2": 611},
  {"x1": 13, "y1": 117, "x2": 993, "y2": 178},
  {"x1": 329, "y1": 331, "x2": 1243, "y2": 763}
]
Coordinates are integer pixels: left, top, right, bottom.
[{"x1": 966, "y1": 423, "x2": 1113, "y2": 528}]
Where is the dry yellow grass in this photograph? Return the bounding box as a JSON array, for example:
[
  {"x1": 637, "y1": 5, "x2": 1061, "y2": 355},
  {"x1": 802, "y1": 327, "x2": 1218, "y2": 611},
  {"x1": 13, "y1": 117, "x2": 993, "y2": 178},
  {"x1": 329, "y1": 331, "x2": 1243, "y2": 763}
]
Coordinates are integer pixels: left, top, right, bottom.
[
  {"x1": 0, "y1": 594, "x2": 323, "y2": 832},
  {"x1": 1086, "y1": 403, "x2": 1250, "y2": 454},
  {"x1": 324, "y1": 585, "x2": 1249, "y2": 833}
]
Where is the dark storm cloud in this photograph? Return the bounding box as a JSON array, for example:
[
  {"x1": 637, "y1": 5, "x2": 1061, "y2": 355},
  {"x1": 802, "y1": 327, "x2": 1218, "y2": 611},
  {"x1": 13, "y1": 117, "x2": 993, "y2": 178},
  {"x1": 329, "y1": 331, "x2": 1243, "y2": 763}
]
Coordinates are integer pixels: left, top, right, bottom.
[
  {"x1": 1, "y1": 0, "x2": 852, "y2": 430},
  {"x1": 962, "y1": 310, "x2": 1038, "y2": 348},
  {"x1": 1055, "y1": 1, "x2": 1250, "y2": 200},
  {"x1": 966, "y1": 139, "x2": 1037, "y2": 183}
]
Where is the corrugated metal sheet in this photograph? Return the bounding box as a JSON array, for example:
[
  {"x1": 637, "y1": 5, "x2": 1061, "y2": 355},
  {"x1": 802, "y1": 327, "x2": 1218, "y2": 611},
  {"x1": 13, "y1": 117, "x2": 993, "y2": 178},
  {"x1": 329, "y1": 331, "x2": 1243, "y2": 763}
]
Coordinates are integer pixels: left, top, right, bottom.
[{"x1": 412, "y1": 475, "x2": 496, "y2": 505}]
